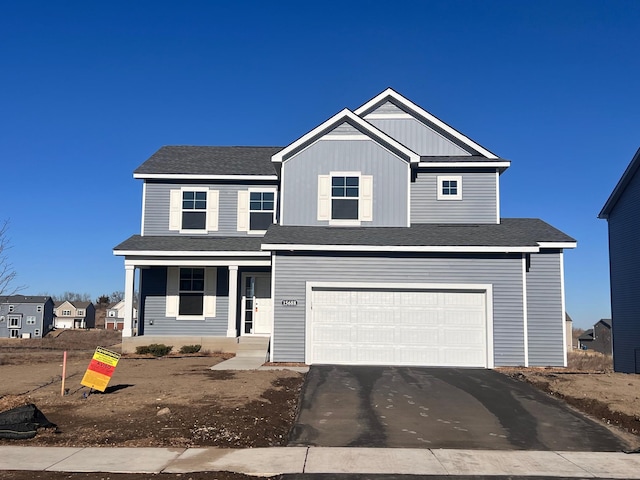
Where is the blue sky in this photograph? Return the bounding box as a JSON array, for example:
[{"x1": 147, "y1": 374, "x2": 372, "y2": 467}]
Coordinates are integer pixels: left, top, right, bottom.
[{"x1": 1, "y1": 1, "x2": 638, "y2": 328}]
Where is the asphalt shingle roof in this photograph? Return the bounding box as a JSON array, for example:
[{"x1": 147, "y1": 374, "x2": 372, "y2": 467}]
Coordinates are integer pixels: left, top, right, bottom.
[
  {"x1": 114, "y1": 235, "x2": 265, "y2": 252},
  {"x1": 419, "y1": 155, "x2": 509, "y2": 163},
  {"x1": 134, "y1": 146, "x2": 283, "y2": 176},
  {"x1": 261, "y1": 218, "x2": 575, "y2": 247},
  {"x1": 0, "y1": 295, "x2": 51, "y2": 304}
]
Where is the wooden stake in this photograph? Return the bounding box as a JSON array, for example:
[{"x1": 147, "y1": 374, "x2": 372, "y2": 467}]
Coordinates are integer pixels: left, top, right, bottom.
[{"x1": 61, "y1": 351, "x2": 67, "y2": 396}]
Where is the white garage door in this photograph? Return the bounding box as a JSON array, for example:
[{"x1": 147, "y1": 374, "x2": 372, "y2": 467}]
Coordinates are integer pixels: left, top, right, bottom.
[{"x1": 308, "y1": 287, "x2": 488, "y2": 367}]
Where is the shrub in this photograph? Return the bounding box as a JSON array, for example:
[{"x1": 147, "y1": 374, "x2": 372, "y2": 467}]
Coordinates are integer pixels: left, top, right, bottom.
[
  {"x1": 135, "y1": 344, "x2": 173, "y2": 357},
  {"x1": 179, "y1": 344, "x2": 202, "y2": 354}
]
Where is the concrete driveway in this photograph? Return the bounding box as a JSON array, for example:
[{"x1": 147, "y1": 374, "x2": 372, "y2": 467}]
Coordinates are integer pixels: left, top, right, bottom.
[{"x1": 288, "y1": 365, "x2": 627, "y2": 451}]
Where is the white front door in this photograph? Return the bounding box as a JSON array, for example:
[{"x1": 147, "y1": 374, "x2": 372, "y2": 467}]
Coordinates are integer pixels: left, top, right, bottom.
[{"x1": 241, "y1": 273, "x2": 273, "y2": 335}]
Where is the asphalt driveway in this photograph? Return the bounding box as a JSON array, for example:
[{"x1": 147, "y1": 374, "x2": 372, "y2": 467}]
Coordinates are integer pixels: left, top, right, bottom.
[{"x1": 288, "y1": 365, "x2": 628, "y2": 451}]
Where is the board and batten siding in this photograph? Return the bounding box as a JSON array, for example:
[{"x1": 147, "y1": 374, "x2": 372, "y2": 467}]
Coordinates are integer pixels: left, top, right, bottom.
[
  {"x1": 526, "y1": 251, "x2": 565, "y2": 366},
  {"x1": 272, "y1": 253, "x2": 525, "y2": 366},
  {"x1": 366, "y1": 117, "x2": 472, "y2": 157},
  {"x1": 281, "y1": 139, "x2": 409, "y2": 227},
  {"x1": 143, "y1": 181, "x2": 278, "y2": 236},
  {"x1": 607, "y1": 166, "x2": 640, "y2": 373},
  {"x1": 139, "y1": 267, "x2": 228, "y2": 336},
  {"x1": 411, "y1": 170, "x2": 498, "y2": 224}
]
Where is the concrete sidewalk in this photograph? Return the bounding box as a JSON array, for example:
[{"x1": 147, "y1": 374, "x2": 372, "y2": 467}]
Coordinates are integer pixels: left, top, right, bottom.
[{"x1": 1, "y1": 446, "x2": 640, "y2": 477}]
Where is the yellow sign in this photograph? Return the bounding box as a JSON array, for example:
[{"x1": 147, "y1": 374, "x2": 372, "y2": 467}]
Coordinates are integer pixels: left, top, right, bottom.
[{"x1": 81, "y1": 346, "x2": 121, "y2": 392}]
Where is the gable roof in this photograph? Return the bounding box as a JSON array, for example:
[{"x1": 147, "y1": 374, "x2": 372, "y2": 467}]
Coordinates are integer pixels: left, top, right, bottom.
[
  {"x1": 114, "y1": 235, "x2": 267, "y2": 256},
  {"x1": 354, "y1": 88, "x2": 498, "y2": 159},
  {"x1": 579, "y1": 329, "x2": 594, "y2": 341},
  {"x1": 271, "y1": 109, "x2": 421, "y2": 165},
  {"x1": 261, "y1": 218, "x2": 576, "y2": 253},
  {"x1": 134, "y1": 146, "x2": 283, "y2": 179},
  {"x1": 0, "y1": 295, "x2": 51, "y2": 304},
  {"x1": 599, "y1": 147, "x2": 640, "y2": 219}
]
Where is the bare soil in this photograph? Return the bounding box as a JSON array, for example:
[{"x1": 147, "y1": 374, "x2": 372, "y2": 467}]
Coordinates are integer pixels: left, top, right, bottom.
[{"x1": 1, "y1": 332, "x2": 640, "y2": 480}]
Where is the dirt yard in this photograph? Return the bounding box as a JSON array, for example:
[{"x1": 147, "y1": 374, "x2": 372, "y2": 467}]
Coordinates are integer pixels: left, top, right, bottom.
[{"x1": 1, "y1": 332, "x2": 639, "y2": 479}]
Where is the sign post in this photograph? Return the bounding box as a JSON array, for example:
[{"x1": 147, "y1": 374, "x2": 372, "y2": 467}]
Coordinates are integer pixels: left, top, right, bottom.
[{"x1": 81, "y1": 346, "x2": 121, "y2": 392}]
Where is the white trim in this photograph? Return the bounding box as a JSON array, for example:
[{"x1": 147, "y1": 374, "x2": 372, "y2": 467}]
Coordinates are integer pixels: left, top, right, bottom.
[
  {"x1": 522, "y1": 255, "x2": 529, "y2": 367},
  {"x1": 134, "y1": 173, "x2": 279, "y2": 180},
  {"x1": 321, "y1": 134, "x2": 370, "y2": 140},
  {"x1": 363, "y1": 113, "x2": 414, "y2": 119},
  {"x1": 537, "y1": 242, "x2": 577, "y2": 249},
  {"x1": 495, "y1": 171, "x2": 500, "y2": 224},
  {"x1": 125, "y1": 258, "x2": 271, "y2": 267},
  {"x1": 141, "y1": 182, "x2": 147, "y2": 236},
  {"x1": 560, "y1": 251, "x2": 567, "y2": 367},
  {"x1": 354, "y1": 88, "x2": 498, "y2": 158},
  {"x1": 279, "y1": 166, "x2": 285, "y2": 225},
  {"x1": 269, "y1": 254, "x2": 276, "y2": 362},
  {"x1": 406, "y1": 164, "x2": 411, "y2": 226},
  {"x1": 262, "y1": 243, "x2": 540, "y2": 253},
  {"x1": 304, "y1": 281, "x2": 494, "y2": 368},
  {"x1": 328, "y1": 171, "x2": 364, "y2": 224},
  {"x1": 437, "y1": 175, "x2": 462, "y2": 201},
  {"x1": 418, "y1": 161, "x2": 511, "y2": 168},
  {"x1": 240, "y1": 272, "x2": 273, "y2": 336},
  {"x1": 227, "y1": 265, "x2": 239, "y2": 337},
  {"x1": 115, "y1": 250, "x2": 271, "y2": 257},
  {"x1": 272, "y1": 108, "x2": 420, "y2": 164}
]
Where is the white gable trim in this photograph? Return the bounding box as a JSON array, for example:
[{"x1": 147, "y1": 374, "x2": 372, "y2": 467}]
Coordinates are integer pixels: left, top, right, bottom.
[
  {"x1": 418, "y1": 161, "x2": 511, "y2": 169},
  {"x1": 355, "y1": 88, "x2": 498, "y2": 159},
  {"x1": 261, "y1": 244, "x2": 540, "y2": 253},
  {"x1": 271, "y1": 108, "x2": 420, "y2": 165},
  {"x1": 537, "y1": 242, "x2": 577, "y2": 249}
]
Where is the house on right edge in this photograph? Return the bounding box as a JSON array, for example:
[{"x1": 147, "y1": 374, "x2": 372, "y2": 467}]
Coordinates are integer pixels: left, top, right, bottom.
[{"x1": 599, "y1": 147, "x2": 640, "y2": 373}]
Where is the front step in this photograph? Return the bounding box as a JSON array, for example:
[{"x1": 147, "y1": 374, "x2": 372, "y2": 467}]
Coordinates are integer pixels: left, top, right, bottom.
[{"x1": 236, "y1": 336, "x2": 270, "y2": 360}]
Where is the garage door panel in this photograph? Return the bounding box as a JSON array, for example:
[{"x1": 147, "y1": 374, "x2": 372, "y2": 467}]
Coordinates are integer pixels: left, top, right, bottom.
[{"x1": 310, "y1": 287, "x2": 488, "y2": 367}]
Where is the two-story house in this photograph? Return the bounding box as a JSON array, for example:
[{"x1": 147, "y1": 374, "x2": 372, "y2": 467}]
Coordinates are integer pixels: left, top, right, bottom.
[
  {"x1": 53, "y1": 301, "x2": 96, "y2": 329},
  {"x1": 0, "y1": 295, "x2": 55, "y2": 338},
  {"x1": 114, "y1": 88, "x2": 576, "y2": 368},
  {"x1": 105, "y1": 300, "x2": 137, "y2": 331}
]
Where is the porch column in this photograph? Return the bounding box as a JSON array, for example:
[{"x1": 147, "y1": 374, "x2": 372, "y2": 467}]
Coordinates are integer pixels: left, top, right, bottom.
[
  {"x1": 227, "y1": 265, "x2": 239, "y2": 337},
  {"x1": 122, "y1": 265, "x2": 135, "y2": 338}
]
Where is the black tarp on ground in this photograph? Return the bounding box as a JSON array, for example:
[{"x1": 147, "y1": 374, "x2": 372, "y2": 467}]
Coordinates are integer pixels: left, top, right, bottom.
[{"x1": 0, "y1": 404, "x2": 57, "y2": 439}]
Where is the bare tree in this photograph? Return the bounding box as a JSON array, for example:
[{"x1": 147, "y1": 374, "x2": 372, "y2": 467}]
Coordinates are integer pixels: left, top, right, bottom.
[
  {"x1": 0, "y1": 220, "x2": 25, "y2": 297},
  {"x1": 110, "y1": 290, "x2": 125, "y2": 303}
]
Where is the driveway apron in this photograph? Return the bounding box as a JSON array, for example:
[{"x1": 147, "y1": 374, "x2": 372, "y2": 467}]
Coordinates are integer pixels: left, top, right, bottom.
[{"x1": 288, "y1": 365, "x2": 627, "y2": 450}]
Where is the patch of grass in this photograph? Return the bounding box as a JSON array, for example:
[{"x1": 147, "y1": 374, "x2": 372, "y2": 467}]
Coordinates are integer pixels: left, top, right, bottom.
[
  {"x1": 179, "y1": 344, "x2": 202, "y2": 354},
  {"x1": 567, "y1": 350, "x2": 613, "y2": 371}
]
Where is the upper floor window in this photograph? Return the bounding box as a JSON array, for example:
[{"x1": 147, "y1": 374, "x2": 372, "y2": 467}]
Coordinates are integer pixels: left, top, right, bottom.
[
  {"x1": 437, "y1": 176, "x2": 462, "y2": 200},
  {"x1": 182, "y1": 191, "x2": 207, "y2": 230},
  {"x1": 77, "y1": 309, "x2": 85, "y2": 316},
  {"x1": 332, "y1": 176, "x2": 359, "y2": 220},
  {"x1": 169, "y1": 188, "x2": 219, "y2": 233},
  {"x1": 36, "y1": 305, "x2": 42, "y2": 312},
  {"x1": 179, "y1": 268, "x2": 205, "y2": 316},
  {"x1": 26, "y1": 316, "x2": 36, "y2": 325},
  {"x1": 8, "y1": 316, "x2": 21, "y2": 328},
  {"x1": 249, "y1": 191, "x2": 275, "y2": 231},
  {"x1": 108, "y1": 311, "x2": 116, "y2": 317},
  {"x1": 8, "y1": 305, "x2": 14, "y2": 313},
  {"x1": 62, "y1": 309, "x2": 71, "y2": 316},
  {"x1": 317, "y1": 172, "x2": 373, "y2": 225}
]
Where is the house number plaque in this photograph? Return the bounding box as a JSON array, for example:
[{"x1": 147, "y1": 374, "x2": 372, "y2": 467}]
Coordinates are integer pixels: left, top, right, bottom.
[{"x1": 281, "y1": 300, "x2": 298, "y2": 306}]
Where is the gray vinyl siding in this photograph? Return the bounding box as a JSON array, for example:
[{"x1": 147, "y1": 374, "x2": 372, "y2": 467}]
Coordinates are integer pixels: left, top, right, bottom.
[
  {"x1": 411, "y1": 170, "x2": 498, "y2": 224},
  {"x1": 0, "y1": 300, "x2": 54, "y2": 338},
  {"x1": 272, "y1": 253, "x2": 525, "y2": 366},
  {"x1": 281, "y1": 139, "x2": 409, "y2": 226},
  {"x1": 369, "y1": 100, "x2": 405, "y2": 115},
  {"x1": 607, "y1": 167, "x2": 640, "y2": 373},
  {"x1": 526, "y1": 251, "x2": 565, "y2": 366},
  {"x1": 329, "y1": 122, "x2": 361, "y2": 135},
  {"x1": 366, "y1": 117, "x2": 472, "y2": 156},
  {"x1": 143, "y1": 181, "x2": 278, "y2": 236},
  {"x1": 139, "y1": 267, "x2": 228, "y2": 336}
]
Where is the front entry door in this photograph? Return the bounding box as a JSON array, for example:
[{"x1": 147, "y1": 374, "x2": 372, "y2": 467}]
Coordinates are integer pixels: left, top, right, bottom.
[{"x1": 241, "y1": 273, "x2": 273, "y2": 335}]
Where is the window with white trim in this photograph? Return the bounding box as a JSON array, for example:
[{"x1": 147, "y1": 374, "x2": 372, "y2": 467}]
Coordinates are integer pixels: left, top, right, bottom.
[
  {"x1": 8, "y1": 305, "x2": 14, "y2": 313},
  {"x1": 26, "y1": 316, "x2": 36, "y2": 325},
  {"x1": 437, "y1": 176, "x2": 462, "y2": 200},
  {"x1": 34, "y1": 329, "x2": 40, "y2": 337},
  {"x1": 77, "y1": 309, "x2": 84, "y2": 316},
  {"x1": 317, "y1": 173, "x2": 373, "y2": 224},
  {"x1": 9, "y1": 330, "x2": 19, "y2": 338},
  {"x1": 62, "y1": 309, "x2": 71, "y2": 316},
  {"x1": 169, "y1": 188, "x2": 219, "y2": 233},
  {"x1": 8, "y1": 316, "x2": 21, "y2": 328},
  {"x1": 249, "y1": 191, "x2": 275, "y2": 231},
  {"x1": 108, "y1": 311, "x2": 116, "y2": 317},
  {"x1": 36, "y1": 305, "x2": 42, "y2": 312},
  {"x1": 179, "y1": 268, "x2": 205, "y2": 316}
]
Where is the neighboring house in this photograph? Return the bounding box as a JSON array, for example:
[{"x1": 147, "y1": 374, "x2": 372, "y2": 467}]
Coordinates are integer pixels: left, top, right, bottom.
[
  {"x1": 106, "y1": 300, "x2": 137, "y2": 331},
  {"x1": 53, "y1": 301, "x2": 96, "y2": 329},
  {"x1": 114, "y1": 88, "x2": 576, "y2": 368},
  {"x1": 0, "y1": 295, "x2": 55, "y2": 338},
  {"x1": 577, "y1": 319, "x2": 612, "y2": 354},
  {"x1": 599, "y1": 147, "x2": 640, "y2": 373}
]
